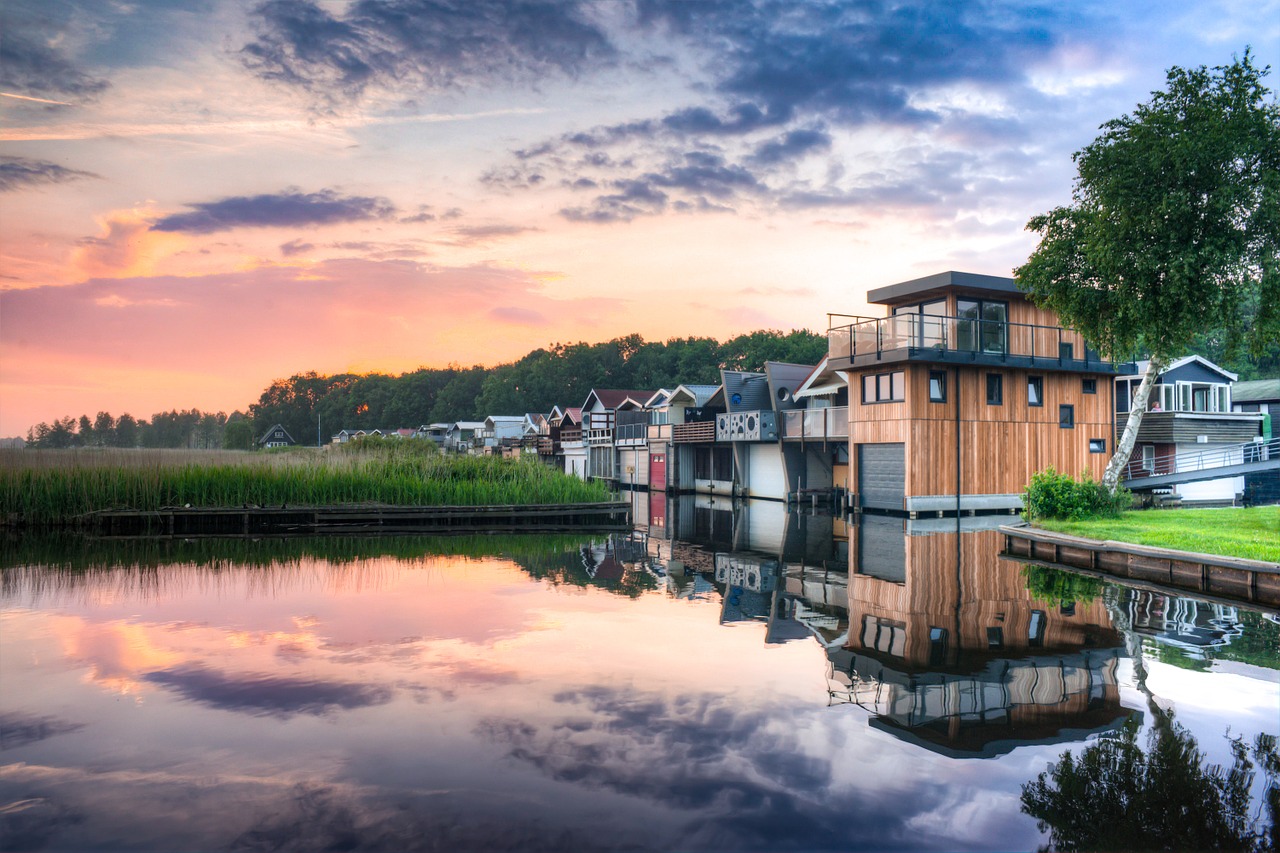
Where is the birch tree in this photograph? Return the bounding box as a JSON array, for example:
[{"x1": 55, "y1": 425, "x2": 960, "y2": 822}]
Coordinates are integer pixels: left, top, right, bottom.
[{"x1": 1016, "y1": 51, "x2": 1280, "y2": 493}]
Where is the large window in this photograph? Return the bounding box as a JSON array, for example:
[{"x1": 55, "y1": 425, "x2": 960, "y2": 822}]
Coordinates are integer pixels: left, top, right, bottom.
[
  {"x1": 1028, "y1": 376, "x2": 1044, "y2": 407},
  {"x1": 862, "y1": 371, "x2": 904, "y2": 404},
  {"x1": 891, "y1": 299, "x2": 948, "y2": 348},
  {"x1": 956, "y1": 298, "x2": 1007, "y2": 354}
]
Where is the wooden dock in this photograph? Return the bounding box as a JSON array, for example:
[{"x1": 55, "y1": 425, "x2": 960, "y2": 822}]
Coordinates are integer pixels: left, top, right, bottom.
[
  {"x1": 1000, "y1": 524, "x2": 1280, "y2": 610},
  {"x1": 78, "y1": 501, "x2": 632, "y2": 538}
]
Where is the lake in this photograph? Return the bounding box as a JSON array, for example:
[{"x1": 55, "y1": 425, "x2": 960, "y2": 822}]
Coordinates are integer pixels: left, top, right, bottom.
[{"x1": 2, "y1": 496, "x2": 1277, "y2": 852}]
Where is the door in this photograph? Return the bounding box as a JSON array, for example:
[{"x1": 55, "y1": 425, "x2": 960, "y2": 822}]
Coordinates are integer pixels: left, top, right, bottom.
[
  {"x1": 650, "y1": 452, "x2": 667, "y2": 490},
  {"x1": 858, "y1": 443, "x2": 905, "y2": 511}
]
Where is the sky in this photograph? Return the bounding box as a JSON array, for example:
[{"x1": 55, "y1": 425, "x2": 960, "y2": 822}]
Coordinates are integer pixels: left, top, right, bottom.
[{"x1": 2, "y1": 0, "x2": 1278, "y2": 436}]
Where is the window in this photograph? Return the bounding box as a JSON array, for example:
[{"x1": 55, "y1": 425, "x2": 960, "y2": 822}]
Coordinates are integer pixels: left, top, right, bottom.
[
  {"x1": 1141, "y1": 445, "x2": 1155, "y2": 472},
  {"x1": 986, "y1": 626, "x2": 1004, "y2": 649},
  {"x1": 956, "y1": 298, "x2": 1008, "y2": 353},
  {"x1": 891, "y1": 299, "x2": 948, "y2": 348},
  {"x1": 1089, "y1": 438, "x2": 1106, "y2": 453},
  {"x1": 1083, "y1": 378, "x2": 1097, "y2": 394},
  {"x1": 1029, "y1": 610, "x2": 1046, "y2": 648},
  {"x1": 928, "y1": 627, "x2": 949, "y2": 667},
  {"x1": 862, "y1": 371, "x2": 904, "y2": 404},
  {"x1": 1028, "y1": 376, "x2": 1043, "y2": 407},
  {"x1": 1059, "y1": 404, "x2": 1075, "y2": 429},
  {"x1": 929, "y1": 370, "x2": 947, "y2": 403},
  {"x1": 1059, "y1": 342, "x2": 1075, "y2": 361},
  {"x1": 986, "y1": 373, "x2": 1003, "y2": 405}
]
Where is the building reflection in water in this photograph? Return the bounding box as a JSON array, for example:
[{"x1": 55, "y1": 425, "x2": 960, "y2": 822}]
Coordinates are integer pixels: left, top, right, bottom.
[{"x1": 626, "y1": 491, "x2": 1140, "y2": 759}]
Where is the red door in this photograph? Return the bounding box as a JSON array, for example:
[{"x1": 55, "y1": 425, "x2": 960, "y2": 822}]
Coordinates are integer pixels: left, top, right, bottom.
[{"x1": 649, "y1": 452, "x2": 667, "y2": 490}]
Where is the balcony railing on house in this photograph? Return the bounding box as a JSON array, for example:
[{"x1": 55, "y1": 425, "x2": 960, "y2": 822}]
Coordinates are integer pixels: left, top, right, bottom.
[
  {"x1": 715, "y1": 410, "x2": 778, "y2": 442},
  {"x1": 828, "y1": 314, "x2": 1115, "y2": 373},
  {"x1": 616, "y1": 422, "x2": 648, "y2": 444},
  {"x1": 781, "y1": 407, "x2": 849, "y2": 441},
  {"x1": 672, "y1": 421, "x2": 716, "y2": 443},
  {"x1": 537, "y1": 436, "x2": 558, "y2": 455},
  {"x1": 647, "y1": 423, "x2": 672, "y2": 441},
  {"x1": 559, "y1": 428, "x2": 583, "y2": 445}
]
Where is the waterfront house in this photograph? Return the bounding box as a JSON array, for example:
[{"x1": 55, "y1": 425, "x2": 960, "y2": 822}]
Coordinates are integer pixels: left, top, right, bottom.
[
  {"x1": 580, "y1": 389, "x2": 656, "y2": 483},
  {"x1": 649, "y1": 384, "x2": 720, "y2": 493},
  {"x1": 414, "y1": 423, "x2": 450, "y2": 445},
  {"x1": 558, "y1": 408, "x2": 587, "y2": 479},
  {"x1": 1231, "y1": 378, "x2": 1280, "y2": 418},
  {"x1": 827, "y1": 271, "x2": 1121, "y2": 514},
  {"x1": 788, "y1": 355, "x2": 852, "y2": 496},
  {"x1": 258, "y1": 424, "x2": 295, "y2": 449},
  {"x1": 479, "y1": 415, "x2": 525, "y2": 454},
  {"x1": 667, "y1": 384, "x2": 730, "y2": 494},
  {"x1": 1116, "y1": 356, "x2": 1264, "y2": 504},
  {"x1": 714, "y1": 362, "x2": 816, "y2": 500},
  {"x1": 444, "y1": 421, "x2": 485, "y2": 453}
]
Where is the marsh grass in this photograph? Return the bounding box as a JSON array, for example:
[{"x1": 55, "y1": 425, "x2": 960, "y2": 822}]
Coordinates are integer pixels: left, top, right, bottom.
[{"x1": 1, "y1": 445, "x2": 613, "y2": 524}]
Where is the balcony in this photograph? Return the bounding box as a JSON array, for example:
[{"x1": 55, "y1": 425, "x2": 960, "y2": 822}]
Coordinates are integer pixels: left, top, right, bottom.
[
  {"x1": 537, "y1": 436, "x2": 558, "y2": 455},
  {"x1": 828, "y1": 314, "x2": 1117, "y2": 374},
  {"x1": 781, "y1": 407, "x2": 849, "y2": 441},
  {"x1": 615, "y1": 422, "x2": 648, "y2": 445},
  {"x1": 672, "y1": 421, "x2": 716, "y2": 443},
  {"x1": 715, "y1": 410, "x2": 777, "y2": 442},
  {"x1": 647, "y1": 423, "x2": 672, "y2": 441},
  {"x1": 560, "y1": 428, "x2": 583, "y2": 445}
]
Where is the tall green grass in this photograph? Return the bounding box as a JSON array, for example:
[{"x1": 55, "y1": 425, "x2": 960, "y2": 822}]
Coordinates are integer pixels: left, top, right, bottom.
[{"x1": 1, "y1": 444, "x2": 613, "y2": 525}]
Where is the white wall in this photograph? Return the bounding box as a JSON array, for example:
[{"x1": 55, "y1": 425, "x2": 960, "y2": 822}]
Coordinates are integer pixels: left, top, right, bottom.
[{"x1": 745, "y1": 444, "x2": 786, "y2": 500}]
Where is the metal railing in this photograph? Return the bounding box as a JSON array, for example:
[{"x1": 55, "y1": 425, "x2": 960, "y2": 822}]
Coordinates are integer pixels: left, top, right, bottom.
[
  {"x1": 1123, "y1": 437, "x2": 1277, "y2": 481},
  {"x1": 828, "y1": 313, "x2": 1101, "y2": 366},
  {"x1": 781, "y1": 407, "x2": 849, "y2": 440},
  {"x1": 616, "y1": 423, "x2": 648, "y2": 443}
]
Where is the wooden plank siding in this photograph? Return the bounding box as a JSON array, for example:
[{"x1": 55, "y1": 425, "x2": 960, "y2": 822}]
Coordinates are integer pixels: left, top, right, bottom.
[{"x1": 848, "y1": 362, "x2": 1114, "y2": 506}]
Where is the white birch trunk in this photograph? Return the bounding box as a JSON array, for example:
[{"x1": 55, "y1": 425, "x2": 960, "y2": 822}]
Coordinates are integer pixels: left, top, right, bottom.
[{"x1": 1103, "y1": 355, "x2": 1165, "y2": 493}]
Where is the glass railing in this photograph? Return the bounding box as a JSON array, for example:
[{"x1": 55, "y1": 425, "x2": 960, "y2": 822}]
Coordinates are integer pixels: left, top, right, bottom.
[
  {"x1": 828, "y1": 314, "x2": 1102, "y2": 366},
  {"x1": 781, "y1": 408, "x2": 848, "y2": 440}
]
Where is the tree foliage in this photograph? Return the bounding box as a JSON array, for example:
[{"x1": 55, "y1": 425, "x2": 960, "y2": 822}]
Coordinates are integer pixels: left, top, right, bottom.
[
  {"x1": 1016, "y1": 52, "x2": 1279, "y2": 364},
  {"x1": 1022, "y1": 717, "x2": 1278, "y2": 852}
]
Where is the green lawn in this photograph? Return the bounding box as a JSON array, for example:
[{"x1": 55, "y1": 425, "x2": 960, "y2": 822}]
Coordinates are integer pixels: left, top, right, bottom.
[{"x1": 1033, "y1": 506, "x2": 1280, "y2": 563}]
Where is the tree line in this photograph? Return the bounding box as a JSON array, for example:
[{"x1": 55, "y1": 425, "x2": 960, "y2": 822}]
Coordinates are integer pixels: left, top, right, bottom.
[
  {"x1": 24, "y1": 410, "x2": 254, "y2": 450},
  {"x1": 22, "y1": 329, "x2": 827, "y2": 450}
]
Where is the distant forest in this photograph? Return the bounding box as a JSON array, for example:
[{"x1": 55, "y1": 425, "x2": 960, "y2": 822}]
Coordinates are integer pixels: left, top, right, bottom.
[{"x1": 22, "y1": 330, "x2": 828, "y2": 449}]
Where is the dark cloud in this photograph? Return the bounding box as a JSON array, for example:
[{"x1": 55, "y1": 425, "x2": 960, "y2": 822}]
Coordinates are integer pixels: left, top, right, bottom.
[
  {"x1": 0, "y1": 156, "x2": 99, "y2": 193},
  {"x1": 748, "y1": 128, "x2": 832, "y2": 166},
  {"x1": 143, "y1": 664, "x2": 393, "y2": 717},
  {"x1": 0, "y1": 712, "x2": 84, "y2": 750},
  {"x1": 0, "y1": 2, "x2": 110, "y2": 101},
  {"x1": 561, "y1": 151, "x2": 762, "y2": 222},
  {"x1": 562, "y1": 178, "x2": 668, "y2": 223},
  {"x1": 446, "y1": 224, "x2": 537, "y2": 245},
  {"x1": 279, "y1": 238, "x2": 314, "y2": 256},
  {"x1": 242, "y1": 0, "x2": 616, "y2": 105},
  {"x1": 151, "y1": 188, "x2": 395, "y2": 234}
]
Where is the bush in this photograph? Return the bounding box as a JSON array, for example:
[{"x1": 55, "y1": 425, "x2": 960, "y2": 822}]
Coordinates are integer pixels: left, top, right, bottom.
[{"x1": 1022, "y1": 467, "x2": 1131, "y2": 521}]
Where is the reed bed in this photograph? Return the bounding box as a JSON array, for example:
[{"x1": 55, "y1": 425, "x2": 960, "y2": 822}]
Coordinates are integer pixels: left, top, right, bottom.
[{"x1": 1, "y1": 445, "x2": 613, "y2": 525}]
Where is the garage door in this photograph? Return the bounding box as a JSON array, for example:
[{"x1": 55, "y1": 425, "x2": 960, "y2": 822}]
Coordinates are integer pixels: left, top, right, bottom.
[{"x1": 858, "y1": 443, "x2": 904, "y2": 511}]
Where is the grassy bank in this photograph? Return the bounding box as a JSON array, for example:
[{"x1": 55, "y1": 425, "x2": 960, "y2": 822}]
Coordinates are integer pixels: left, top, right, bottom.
[
  {"x1": 1, "y1": 444, "x2": 613, "y2": 526},
  {"x1": 1033, "y1": 506, "x2": 1280, "y2": 562}
]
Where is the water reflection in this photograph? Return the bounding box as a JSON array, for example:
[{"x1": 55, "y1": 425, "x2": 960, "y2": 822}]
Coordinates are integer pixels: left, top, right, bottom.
[{"x1": 1, "y1": 497, "x2": 1277, "y2": 852}]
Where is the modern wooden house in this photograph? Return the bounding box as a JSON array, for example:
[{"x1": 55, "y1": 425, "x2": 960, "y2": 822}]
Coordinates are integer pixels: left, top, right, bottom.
[
  {"x1": 827, "y1": 271, "x2": 1121, "y2": 514},
  {"x1": 1116, "y1": 356, "x2": 1264, "y2": 503}
]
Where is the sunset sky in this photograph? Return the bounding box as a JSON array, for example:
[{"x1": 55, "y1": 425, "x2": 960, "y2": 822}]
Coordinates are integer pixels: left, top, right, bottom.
[{"x1": 2, "y1": 0, "x2": 1278, "y2": 436}]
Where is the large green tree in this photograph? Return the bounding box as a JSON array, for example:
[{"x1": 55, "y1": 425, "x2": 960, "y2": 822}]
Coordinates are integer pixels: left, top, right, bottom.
[{"x1": 1016, "y1": 52, "x2": 1280, "y2": 492}]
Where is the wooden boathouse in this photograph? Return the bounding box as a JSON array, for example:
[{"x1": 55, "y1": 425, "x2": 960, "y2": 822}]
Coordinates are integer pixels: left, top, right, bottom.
[{"x1": 828, "y1": 271, "x2": 1123, "y2": 515}]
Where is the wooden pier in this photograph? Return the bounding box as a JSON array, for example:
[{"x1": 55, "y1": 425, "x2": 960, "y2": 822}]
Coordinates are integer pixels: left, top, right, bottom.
[
  {"x1": 79, "y1": 501, "x2": 632, "y2": 538},
  {"x1": 1000, "y1": 525, "x2": 1280, "y2": 610}
]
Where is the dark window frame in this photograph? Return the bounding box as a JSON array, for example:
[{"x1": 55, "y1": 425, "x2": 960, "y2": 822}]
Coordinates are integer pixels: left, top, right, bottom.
[
  {"x1": 1082, "y1": 378, "x2": 1097, "y2": 394},
  {"x1": 986, "y1": 373, "x2": 1003, "y2": 406},
  {"x1": 1060, "y1": 404, "x2": 1075, "y2": 429},
  {"x1": 861, "y1": 370, "x2": 905, "y2": 405},
  {"x1": 1028, "y1": 375, "x2": 1044, "y2": 407},
  {"x1": 1089, "y1": 438, "x2": 1106, "y2": 453},
  {"x1": 928, "y1": 370, "x2": 947, "y2": 403}
]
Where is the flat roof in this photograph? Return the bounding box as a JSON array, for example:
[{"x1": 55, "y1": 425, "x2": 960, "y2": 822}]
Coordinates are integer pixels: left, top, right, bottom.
[{"x1": 867, "y1": 270, "x2": 1019, "y2": 305}]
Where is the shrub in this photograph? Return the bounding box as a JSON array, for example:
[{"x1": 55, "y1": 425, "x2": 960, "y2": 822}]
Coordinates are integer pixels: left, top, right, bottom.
[{"x1": 1022, "y1": 467, "x2": 1131, "y2": 521}]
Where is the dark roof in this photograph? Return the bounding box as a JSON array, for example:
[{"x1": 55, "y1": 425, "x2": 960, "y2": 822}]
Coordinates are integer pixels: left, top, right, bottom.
[
  {"x1": 257, "y1": 423, "x2": 294, "y2": 443},
  {"x1": 1233, "y1": 378, "x2": 1280, "y2": 403},
  {"x1": 867, "y1": 270, "x2": 1018, "y2": 305},
  {"x1": 721, "y1": 370, "x2": 770, "y2": 412}
]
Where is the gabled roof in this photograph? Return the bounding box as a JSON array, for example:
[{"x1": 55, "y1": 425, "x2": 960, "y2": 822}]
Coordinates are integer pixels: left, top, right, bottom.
[
  {"x1": 561, "y1": 407, "x2": 583, "y2": 425},
  {"x1": 484, "y1": 415, "x2": 524, "y2": 425},
  {"x1": 258, "y1": 423, "x2": 294, "y2": 443},
  {"x1": 764, "y1": 361, "x2": 817, "y2": 408},
  {"x1": 666, "y1": 384, "x2": 720, "y2": 407},
  {"x1": 644, "y1": 388, "x2": 674, "y2": 408},
  {"x1": 450, "y1": 421, "x2": 486, "y2": 431},
  {"x1": 1233, "y1": 378, "x2": 1280, "y2": 403},
  {"x1": 581, "y1": 389, "x2": 658, "y2": 412},
  {"x1": 794, "y1": 355, "x2": 849, "y2": 399},
  {"x1": 1119, "y1": 355, "x2": 1238, "y2": 383},
  {"x1": 524, "y1": 413, "x2": 547, "y2": 428}
]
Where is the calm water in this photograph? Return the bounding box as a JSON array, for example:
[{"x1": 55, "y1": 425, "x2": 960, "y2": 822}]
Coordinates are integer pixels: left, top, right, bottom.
[{"x1": 2, "y1": 498, "x2": 1277, "y2": 852}]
